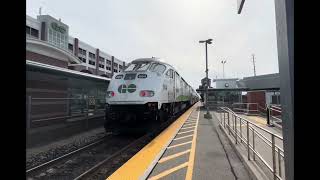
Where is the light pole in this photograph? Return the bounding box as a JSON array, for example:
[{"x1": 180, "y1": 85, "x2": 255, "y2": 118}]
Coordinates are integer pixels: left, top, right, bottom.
[
  {"x1": 221, "y1": 60, "x2": 227, "y2": 78},
  {"x1": 199, "y1": 39, "x2": 213, "y2": 119}
]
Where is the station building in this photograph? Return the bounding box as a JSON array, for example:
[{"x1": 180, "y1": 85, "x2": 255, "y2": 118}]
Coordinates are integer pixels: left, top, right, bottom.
[
  {"x1": 26, "y1": 14, "x2": 126, "y2": 78},
  {"x1": 197, "y1": 73, "x2": 281, "y2": 108}
]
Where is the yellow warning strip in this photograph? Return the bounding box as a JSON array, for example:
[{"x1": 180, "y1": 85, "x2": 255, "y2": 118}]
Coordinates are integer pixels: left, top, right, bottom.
[
  {"x1": 173, "y1": 134, "x2": 194, "y2": 141},
  {"x1": 106, "y1": 103, "x2": 197, "y2": 180},
  {"x1": 148, "y1": 162, "x2": 189, "y2": 180},
  {"x1": 177, "y1": 130, "x2": 194, "y2": 135},
  {"x1": 185, "y1": 108, "x2": 200, "y2": 180},
  {"x1": 158, "y1": 149, "x2": 191, "y2": 163},
  {"x1": 167, "y1": 141, "x2": 192, "y2": 149}
]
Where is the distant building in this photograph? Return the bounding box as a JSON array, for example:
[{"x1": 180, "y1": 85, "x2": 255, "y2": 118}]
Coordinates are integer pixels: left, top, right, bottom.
[
  {"x1": 212, "y1": 78, "x2": 239, "y2": 89},
  {"x1": 197, "y1": 73, "x2": 281, "y2": 108},
  {"x1": 26, "y1": 14, "x2": 126, "y2": 78}
]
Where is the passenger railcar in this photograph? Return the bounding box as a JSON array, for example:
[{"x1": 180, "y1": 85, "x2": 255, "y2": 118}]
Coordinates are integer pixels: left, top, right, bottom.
[{"x1": 104, "y1": 58, "x2": 200, "y2": 133}]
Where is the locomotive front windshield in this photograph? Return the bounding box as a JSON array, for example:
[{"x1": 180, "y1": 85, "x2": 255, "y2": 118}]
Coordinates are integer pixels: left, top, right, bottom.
[
  {"x1": 124, "y1": 62, "x2": 151, "y2": 72},
  {"x1": 124, "y1": 61, "x2": 166, "y2": 74}
]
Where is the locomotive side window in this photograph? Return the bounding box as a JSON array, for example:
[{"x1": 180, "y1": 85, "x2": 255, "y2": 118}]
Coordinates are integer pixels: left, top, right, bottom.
[{"x1": 166, "y1": 69, "x2": 174, "y2": 78}]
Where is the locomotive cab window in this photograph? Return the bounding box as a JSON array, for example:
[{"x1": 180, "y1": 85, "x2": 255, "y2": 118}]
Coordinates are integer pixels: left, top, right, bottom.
[
  {"x1": 124, "y1": 62, "x2": 151, "y2": 72},
  {"x1": 150, "y1": 63, "x2": 166, "y2": 74}
]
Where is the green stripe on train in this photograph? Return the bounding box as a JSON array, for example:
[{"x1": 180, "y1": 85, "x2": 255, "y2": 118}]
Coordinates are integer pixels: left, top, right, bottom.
[{"x1": 176, "y1": 95, "x2": 191, "y2": 101}]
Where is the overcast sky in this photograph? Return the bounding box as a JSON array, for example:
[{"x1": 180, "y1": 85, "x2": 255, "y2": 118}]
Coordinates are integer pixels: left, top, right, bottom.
[{"x1": 27, "y1": 0, "x2": 279, "y2": 89}]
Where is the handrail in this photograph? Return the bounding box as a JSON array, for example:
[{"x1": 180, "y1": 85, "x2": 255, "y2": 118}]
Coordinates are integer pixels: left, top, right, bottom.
[
  {"x1": 222, "y1": 107, "x2": 283, "y2": 139},
  {"x1": 218, "y1": 107, "x2": 285, "y2": 180}
]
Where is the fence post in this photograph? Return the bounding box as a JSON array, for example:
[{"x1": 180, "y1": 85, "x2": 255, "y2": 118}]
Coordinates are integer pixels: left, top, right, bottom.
[
  {"x1": 26, "y1": 96, "x2": 32, "y2": 136},
  {"x1": 235, "y1": 115, "x2": 238, "y2": 144},
  {"x1": 278, "y1": 147, "x2": 282, "y2": 178},
  {"x1": 86, "y1": 97, "x2": 89, "y2": 129},
  {"x1": 272, "y1": 134, "x2": 276, "y2": 180},
  {"x1": 247, "y1": 121, "x2": 250, "y2": 160}
]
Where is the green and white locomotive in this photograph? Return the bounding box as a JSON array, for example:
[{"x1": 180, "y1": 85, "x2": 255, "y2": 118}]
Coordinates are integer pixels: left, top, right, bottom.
[{"x1": 104, "y1": 58, "x2": 200, "y2": 133}]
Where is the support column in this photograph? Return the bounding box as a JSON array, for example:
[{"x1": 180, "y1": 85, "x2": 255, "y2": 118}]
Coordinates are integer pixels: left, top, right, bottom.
[
  {"x1": 274, "y1": 0, "x2": 294, "y2": 179},
  {"x1": 96, "y1": 49, "x2": 100, "y2": 75},
  {"x1": 111, "y1": 56, "x2": 114, "y2": 77}
]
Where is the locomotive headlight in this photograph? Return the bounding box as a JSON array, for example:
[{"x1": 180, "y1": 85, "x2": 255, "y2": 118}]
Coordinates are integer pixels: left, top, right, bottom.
[
  {"x1": 140, "y1": 90, "x2": 155, "y2": 97},
  {"x1": 106, "y1": 91, "x2": 115, "y2": 98}
]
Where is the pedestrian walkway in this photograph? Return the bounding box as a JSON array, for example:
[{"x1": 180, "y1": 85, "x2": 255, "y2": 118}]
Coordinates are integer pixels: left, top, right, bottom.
[{"x1": 107, "y1": 103, "x2": 252, "y2": 180}]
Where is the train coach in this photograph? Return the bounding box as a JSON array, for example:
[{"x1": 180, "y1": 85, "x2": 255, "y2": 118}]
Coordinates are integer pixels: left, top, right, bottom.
[{"x1": 104, "y1": 57, "x2": 200, "y2": 133}]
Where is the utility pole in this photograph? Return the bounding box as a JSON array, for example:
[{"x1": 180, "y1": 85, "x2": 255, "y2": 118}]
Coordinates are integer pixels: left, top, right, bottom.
[
  {"x1": 221, "y1": 60, "x2": 227, "y2": 78},
  {"x1": 252, "y1": 54, "x2": 256, "y2": 76},
  {"x1": 199, "y1": 39, "x2": 213, "y2": 119}
]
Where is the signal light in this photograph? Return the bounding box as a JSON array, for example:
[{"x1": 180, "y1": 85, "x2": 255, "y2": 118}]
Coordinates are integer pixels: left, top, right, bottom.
[{"x1": 139, "y1": 90, "x2": 155, "y2": 97}]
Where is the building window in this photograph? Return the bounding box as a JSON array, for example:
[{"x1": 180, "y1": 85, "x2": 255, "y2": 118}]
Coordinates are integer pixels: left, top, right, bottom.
[
  {"x1": 106, "y1": 66, "x2": 111, "y2": 71},
  {"x1": 113, "y1": 69, "x2": 118, "y2": 73},
  {"x1": 78, "y1": 57, "x2": 86, "y2": 63},
  {"x1": 99, "y1": 64, "x2": 105, "y2": 68},
  {"x1": 119, "y1": 65, "x2": 123, "y2": 70},
  {"x1": 78, "y1": 48, "x2": 86, "y2": 56},
  {"x1": 47, "y1": 27, "x2": 66, "y2": 49},
  {"x1": 106, "y1": 60, "x2": 111, "y2": 65},
  {"x1": 89, "y1": 52, "x2": 96, "y2": 59},
  {"x1": 99, "y1": 56, "x2": 105, "y2": 62},
  {"x1": 114, "y1": 63, "x2": 118, "y2": 67},
  {"x1": 68, "y1": 43, "x2": 73, "y2": 52},
  {"x1": 89, "y1": 60, "x2": 96, "y2": 66},
  {"x1": 26, "y1": 26, "x2": 39, "y2": 38}
]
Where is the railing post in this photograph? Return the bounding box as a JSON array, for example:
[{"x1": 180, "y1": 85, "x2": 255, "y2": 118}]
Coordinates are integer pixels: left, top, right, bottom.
[
  {"x1": 247, "y1": 121, "x2": 250, "y2": 160},
  {"x1": 278, "y1": 147, "x2": 282, "y2": 178},
  {"x1": 271, "y1": 134, "x2": 276, "y2": 180},
  {"x1": 240, "y1": 118, "x2": 242, "y2": 143},
  {"x1": 267, "y1": 105, "x2": 270, "y2": 126},
  {"x1": 223, "y1": 111, "x2": 226, "y2": 128},
  {"x1": 228, "y1": 112, "x2": 230, "y2": 135},
  {"x1": 252, "y1": 128, "x2": 255, "y2": 161},
  {"x1": 26, "y1": 96, "x2": 32, "y2": 136},
  {"x1": 235, "y1": 115, "x2": 238, "y2": 144}
]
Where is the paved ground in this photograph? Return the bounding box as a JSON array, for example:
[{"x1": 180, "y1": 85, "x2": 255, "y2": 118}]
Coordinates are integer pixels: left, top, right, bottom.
[{"x1": 147, "y1": 108, "x2": 252, "y2": 180}]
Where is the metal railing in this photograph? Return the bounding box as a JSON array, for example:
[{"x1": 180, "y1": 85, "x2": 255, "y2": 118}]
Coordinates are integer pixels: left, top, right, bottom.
[
  {"x1": 218, "y1": 107, "x2": 285, "y2": 180},
  {"x1": 269, "y1": 105, "x2": 282, "y2": 127},
  {"x1": 232, "y1": 103, "x2": 259, "y2": 115},
  {"x1": 26, "y1": 96, "x2": 106, "y2": 131}
]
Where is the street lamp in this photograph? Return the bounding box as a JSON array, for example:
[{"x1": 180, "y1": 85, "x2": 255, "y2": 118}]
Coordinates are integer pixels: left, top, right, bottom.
[
  {"x1": 221, "y1": 60, "x2": 227, "y2": 78},
  {"x1": 199, "y1": 38, "x2": 213, "y2": 119}
]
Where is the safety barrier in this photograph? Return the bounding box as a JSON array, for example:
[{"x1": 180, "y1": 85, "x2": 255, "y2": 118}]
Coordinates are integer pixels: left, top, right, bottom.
[
  {"x1": 218, "y1": 107, "x2": 285, "y2": 180},
  {"x1": 232, "y1": 103, "x2": 259, "y2": 115}
]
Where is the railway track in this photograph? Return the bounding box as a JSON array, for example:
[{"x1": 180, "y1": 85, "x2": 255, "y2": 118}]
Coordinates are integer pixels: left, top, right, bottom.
[
  {"x1": 26, "y1": 109, "x2": 187, "y2": 180},
  {"x1": 26, "y1": 135, "x2": 109, "y2": 174}
]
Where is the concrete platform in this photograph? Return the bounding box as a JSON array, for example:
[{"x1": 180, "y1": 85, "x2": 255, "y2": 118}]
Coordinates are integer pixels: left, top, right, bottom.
[{"x1": 107, "y1": 103, "x2": 253, "y2": 180}]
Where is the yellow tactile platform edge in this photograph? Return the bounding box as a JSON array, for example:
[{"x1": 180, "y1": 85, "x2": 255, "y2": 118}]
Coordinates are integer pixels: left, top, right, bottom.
[{"x1": 107, "y1": 103, "x2": 198, "y2": 180}]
